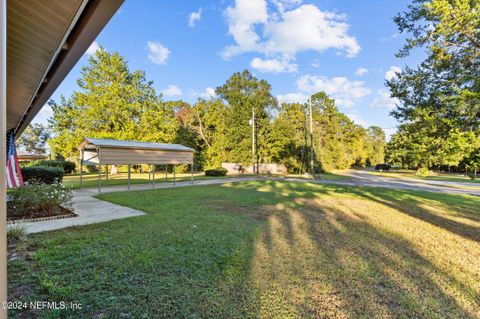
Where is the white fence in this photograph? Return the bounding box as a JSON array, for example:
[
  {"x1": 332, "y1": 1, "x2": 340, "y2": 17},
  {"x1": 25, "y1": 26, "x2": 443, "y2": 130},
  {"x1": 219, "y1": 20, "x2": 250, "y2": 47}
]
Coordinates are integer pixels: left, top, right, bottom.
[{"x1": 222, "y1": 163, "x2": 288, "y2": 175}]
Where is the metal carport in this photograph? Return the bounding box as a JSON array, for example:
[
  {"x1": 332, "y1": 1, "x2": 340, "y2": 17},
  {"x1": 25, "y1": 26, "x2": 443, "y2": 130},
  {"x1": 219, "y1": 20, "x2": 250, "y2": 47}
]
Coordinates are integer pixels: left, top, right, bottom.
[{"x1": 78, "y1": 138, "x2": 195, "y2": 192}]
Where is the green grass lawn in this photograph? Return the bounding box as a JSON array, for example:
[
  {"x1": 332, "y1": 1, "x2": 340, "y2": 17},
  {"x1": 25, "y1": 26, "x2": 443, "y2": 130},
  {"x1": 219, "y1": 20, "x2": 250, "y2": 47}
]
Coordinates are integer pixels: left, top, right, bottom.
[
  {"x1": 63, "y1": 171, "x2": 241, "y2": 189},
  {"x1": 63, "y1": 171, "x2": 349, "y2": 189},
  {"x1": 8, "y1": 181, "x2": 480, "y2": 318}
]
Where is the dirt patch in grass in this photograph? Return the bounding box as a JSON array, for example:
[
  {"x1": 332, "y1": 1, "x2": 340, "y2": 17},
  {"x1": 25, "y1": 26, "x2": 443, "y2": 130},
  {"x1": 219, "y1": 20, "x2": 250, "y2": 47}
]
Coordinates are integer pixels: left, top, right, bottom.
[{"x1": 202, "y1": 199, "x2": 270, "y2": 221}]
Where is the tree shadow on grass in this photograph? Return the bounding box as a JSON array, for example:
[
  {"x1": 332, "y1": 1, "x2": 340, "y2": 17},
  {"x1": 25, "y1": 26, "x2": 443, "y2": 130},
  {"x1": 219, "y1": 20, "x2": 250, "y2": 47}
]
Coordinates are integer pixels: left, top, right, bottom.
[
  {"x1": 223, "y1": 180, "x2": 479, "y2": 318},
  {"x1": 231, "y1": 180, "x2": 480, "y2": 242},
  {"x1": 8, "y1": 180, "x2": 479, "y2": 318}
]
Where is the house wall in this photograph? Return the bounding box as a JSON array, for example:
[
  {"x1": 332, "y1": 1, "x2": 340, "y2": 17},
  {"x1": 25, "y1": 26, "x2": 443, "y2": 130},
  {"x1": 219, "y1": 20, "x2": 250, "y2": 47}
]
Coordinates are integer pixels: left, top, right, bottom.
[
  {"x1": 99, "y1": 147, "x2": 193, "y2": 165},
  {"x1": 0, "y1": 0, "x2": 7, "y2": 316}
]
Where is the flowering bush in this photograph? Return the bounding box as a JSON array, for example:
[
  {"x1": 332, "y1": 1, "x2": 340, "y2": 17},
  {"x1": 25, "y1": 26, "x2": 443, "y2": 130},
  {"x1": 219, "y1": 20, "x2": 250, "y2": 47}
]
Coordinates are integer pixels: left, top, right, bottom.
[{"x1": 8, "y1": 182, "x2": 73, "y2": 218}]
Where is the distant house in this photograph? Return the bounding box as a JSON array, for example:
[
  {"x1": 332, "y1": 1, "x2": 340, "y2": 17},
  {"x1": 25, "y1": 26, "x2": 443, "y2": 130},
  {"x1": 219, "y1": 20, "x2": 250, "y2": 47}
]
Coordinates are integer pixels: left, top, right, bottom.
[{"x1": 17, "y1": 150, "x2": 46, "y2": 162}]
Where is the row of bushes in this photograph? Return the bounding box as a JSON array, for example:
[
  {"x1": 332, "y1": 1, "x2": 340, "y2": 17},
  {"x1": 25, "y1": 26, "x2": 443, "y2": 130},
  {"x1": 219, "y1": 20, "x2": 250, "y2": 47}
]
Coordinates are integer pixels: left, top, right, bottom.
[
  {"x1": 31, "y1": 160, "x2": 76, "y2": 174},
  {"x1": 21, "y1": 166, "x2": 64, "y2": 184},
  {"x1": 375, "y1": 163, "x2": 391, "y2": 171},
  {"x1": 19, "y1": 160, "x2": 75, "y2": 185},
  {"x1": 205, "y1": 167, "x2": 228, "y2": 176}
]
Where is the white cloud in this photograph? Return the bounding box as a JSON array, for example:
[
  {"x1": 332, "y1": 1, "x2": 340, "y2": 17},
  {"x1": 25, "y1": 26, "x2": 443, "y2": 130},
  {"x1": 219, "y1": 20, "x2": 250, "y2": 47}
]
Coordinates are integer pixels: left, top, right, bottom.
[
  {"x1": 250, "y1": 57, "x2": 298, "y2": 73},
  {"x1": 277, "y1": 74, "x2": 370, "y2": 107},
  {"x1": 370, "y1": 89, "x2": 398, "y2": 110},
  {"x1": 385, "y1": 65, "x2": 402, "y2": 81},
  {"x1": 383, "y1": 127, "x2": 397, "y2": 141},
  {"x1": 162, "y1": 85, "x2": 182, "y2": 97},
  {"x1": 198, "y1": 87, "x2": 217, "y2": 99},
  {"x1": 147, "y1": 41, "x2": 170, "y2": 65},
  {"x1": 222, "y1": 1, "x2": 360, "y2": 62},
  {"x1": 297, "y1": 74, "x2": 371, "y2": 107},
  {"x1": 86, "y1": 41, "x2": 101, "y2": 56},
  {"x1": 355, "y1": 67, "x2": 368, "y2": 76},
  {"x1": 223, "y1": 0, "x2": 268, "y2": 59},
  {"x1": 346, "y1": 113, "x2": 369, "y2": 128},
  {"x1": 380, "y1": 32, "x2": 401, "y2": 42},
  {"x1": 277, "y1": 92, "x2": 309, "y2": 104},
  {"x1": 272, "y1": 0, "x2": 303, "y2": 13},
  {"x1": 188, "y1": 8, "x2": 202, "y2": 27},
  {"x1": 263, "y1": 4, "x2": 360, "y2": 58}
]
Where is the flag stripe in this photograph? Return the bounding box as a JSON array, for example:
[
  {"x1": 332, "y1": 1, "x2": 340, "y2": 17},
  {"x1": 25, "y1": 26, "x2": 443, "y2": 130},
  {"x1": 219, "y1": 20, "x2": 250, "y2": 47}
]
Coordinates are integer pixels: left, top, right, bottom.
[{"x1": 6, "y1": 132, "x2": 24, "y2": 188}]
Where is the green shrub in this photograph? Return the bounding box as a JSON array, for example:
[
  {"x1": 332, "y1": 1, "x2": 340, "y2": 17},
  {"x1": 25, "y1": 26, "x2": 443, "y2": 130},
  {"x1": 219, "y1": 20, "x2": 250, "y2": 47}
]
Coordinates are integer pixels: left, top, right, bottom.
[
  {"x1": 32, "y1": 160, "x2": 76, "y2": 174},
  {"x1": 416, "y1": 167, "x2": 430, "y2": 177},
  {"x1": 375, "y1": 163, "x2": 391, "y2": 171},
  {"x1": 467, "y1": 173, "x2": 477, "y2": 180},
  {"x1": 204, "y1": 167, "x2": 228, "y2": 176},
  {"x1": 8, "y1": 182, "x2": 73, "y2": 217},
  {"x1": 21, "y1": 166, "x2": 64, "y2": 184},
  {"x1": 85, "y1": 165, "x2": 98, "y2": 173}
]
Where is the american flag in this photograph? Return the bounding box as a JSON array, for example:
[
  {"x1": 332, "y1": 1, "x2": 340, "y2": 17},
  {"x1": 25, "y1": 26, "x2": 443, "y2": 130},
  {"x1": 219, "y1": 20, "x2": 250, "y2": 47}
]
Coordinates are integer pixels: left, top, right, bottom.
[{"x1": 6, "y1": 131, "x2": 23, "y2": 188}]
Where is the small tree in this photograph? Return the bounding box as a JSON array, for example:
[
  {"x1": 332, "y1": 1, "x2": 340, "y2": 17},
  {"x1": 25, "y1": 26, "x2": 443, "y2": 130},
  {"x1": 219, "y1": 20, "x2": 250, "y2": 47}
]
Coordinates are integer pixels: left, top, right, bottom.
[{"x1": 16, "y1": 123, "x2": 51, "y2": 154}]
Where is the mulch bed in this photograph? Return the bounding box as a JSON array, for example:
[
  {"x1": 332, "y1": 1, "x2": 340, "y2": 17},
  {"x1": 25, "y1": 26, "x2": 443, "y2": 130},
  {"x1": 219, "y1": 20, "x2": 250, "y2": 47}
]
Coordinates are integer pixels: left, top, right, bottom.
[{"x1": 7, "y1": 203, "x2": 77, "y2": 223}]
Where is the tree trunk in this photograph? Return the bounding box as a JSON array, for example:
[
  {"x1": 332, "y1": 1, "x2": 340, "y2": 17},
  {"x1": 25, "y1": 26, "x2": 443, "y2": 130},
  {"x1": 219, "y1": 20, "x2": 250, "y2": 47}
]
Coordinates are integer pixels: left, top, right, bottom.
[{"x1": 110, "y1": 165, "x2": 118, "y2": 175}]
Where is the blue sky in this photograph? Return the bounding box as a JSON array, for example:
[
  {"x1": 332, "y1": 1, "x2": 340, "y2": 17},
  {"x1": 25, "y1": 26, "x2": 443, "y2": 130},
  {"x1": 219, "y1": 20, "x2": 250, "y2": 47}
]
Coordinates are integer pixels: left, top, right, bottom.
[{"x1": 33, "y1": 0, "x2": 423, "y2": 139}]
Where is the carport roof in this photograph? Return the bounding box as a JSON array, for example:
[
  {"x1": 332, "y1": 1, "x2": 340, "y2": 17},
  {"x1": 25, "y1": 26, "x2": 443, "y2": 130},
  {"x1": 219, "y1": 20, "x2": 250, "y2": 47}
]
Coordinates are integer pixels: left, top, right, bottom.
[{"x1": 79, "y1": 138, "x2": 194, "y2": 152}]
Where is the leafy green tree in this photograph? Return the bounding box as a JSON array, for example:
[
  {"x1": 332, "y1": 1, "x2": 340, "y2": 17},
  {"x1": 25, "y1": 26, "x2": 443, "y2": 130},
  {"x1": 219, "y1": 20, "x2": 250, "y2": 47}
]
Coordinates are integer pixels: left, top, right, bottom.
[
  {"x1": 49, "y1": 48, "x2": 176, "y2": 160},
  {"x1": 16, "y1": 123, "x2": 51, "y2": 154},
  {"x1": 366, "y1": 126, "x2": 386, "y2": 166},
  {"x1": 215, "y1": 70, "x2": 277, "y2": 166},
  {"x1": 311, "y1": 92, "x2": 366, "y2": 171},
  {"x1": 270, "y1": 102, "x2": 309, "y2": 173},
  {"x1": 462, "y1": 148, "x2": 480, "y2": 178},
  {"x1": 388, "y1": 0, "x2": 480, "y2": 169},
  {"x1": 185, "y1": 98, "x2": 227, "y2": 168}
]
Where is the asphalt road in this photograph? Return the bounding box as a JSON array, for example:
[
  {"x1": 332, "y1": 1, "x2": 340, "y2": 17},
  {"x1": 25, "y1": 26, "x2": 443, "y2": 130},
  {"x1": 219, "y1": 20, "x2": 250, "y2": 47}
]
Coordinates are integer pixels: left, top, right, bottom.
[{"x1": 300, "y1": 170, "x2": 480, "y2": 197}]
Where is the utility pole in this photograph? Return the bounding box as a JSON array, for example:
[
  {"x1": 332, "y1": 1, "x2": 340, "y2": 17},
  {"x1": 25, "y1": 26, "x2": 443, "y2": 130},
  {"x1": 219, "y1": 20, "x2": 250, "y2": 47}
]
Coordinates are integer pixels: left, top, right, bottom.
[
  {"x1": 251, "y1": 107, "x2": 256, "y2": 174},
  {"x1": 309, "y1": 97, "x2": 314, "y2": 175}
]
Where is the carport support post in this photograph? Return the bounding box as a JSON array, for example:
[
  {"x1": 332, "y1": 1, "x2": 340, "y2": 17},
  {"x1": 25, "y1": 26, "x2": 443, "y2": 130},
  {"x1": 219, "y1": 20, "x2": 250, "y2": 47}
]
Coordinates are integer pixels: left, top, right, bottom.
[
  {"x1": 165, "y1": 164, "x2": 168, "y2": 181},
  {"x1": 152, "y1": 164, "x2": 155, "y2": 188},
  {"x1": 173, "y1": 164, "x2": 176, "y2": 187},
  {"x1": 97, "y1": 163, "x2": 101, "y2": 193},
  {"x1": 128, "y1": 164, "x2": 131, "y2": 190},
  {"x1": 106, "y1": 165, "x2": 108, "y2": 186},
  {"x1": 0, "y1": 1, "x2": 7, "y2": 316},
  {"x1": 80, "y1": 148, "x2": 84, "y2": 189},
  {"x1": 191, "y1": 161, "x2": 194, "y2": 184}
]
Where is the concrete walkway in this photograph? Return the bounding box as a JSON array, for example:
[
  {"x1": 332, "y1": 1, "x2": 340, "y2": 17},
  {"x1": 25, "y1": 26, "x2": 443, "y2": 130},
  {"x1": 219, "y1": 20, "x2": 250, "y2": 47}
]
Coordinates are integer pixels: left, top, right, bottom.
[{"x1": 16, "y1": 189, "x2": 146, "y2": 234}]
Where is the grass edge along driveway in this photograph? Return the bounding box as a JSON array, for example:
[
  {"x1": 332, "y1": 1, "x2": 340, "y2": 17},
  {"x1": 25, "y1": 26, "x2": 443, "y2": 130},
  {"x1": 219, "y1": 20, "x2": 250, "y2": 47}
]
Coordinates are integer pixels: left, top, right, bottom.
[{"x1": 8, "y1": 181, "x2": 480, "y2": 318}]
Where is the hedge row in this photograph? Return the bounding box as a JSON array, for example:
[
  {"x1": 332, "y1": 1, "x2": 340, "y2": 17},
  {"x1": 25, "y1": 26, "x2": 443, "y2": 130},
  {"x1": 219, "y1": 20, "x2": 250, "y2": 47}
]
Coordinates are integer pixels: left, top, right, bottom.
[
  {"x1": 375, "y1": 163, "x2": 391, "y2": 171},
  {"x1": 31, "y1": 160, "x2": 76, "y2": 174},
  {"x1": 204, "y1": 167, "x2": 228, "y2": 176},
  {"x1": 21, "y1": 166, "x2": 64, "y2": 184}
]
